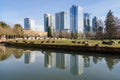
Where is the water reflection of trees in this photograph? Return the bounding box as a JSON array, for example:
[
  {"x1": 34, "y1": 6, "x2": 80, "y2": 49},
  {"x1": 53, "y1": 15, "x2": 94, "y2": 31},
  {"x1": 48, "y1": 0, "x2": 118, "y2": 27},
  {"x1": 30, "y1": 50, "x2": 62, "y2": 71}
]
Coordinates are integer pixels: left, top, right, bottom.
[
  {"x1": 13, "y1": 49, "x2": 23, "y2": 59},
  {"x1": 105, "y1": 57, "x2": 120, "y2": 71},
  {"x1": 82, "y1": 54, "x2": 120, "y2": 71},
  {"x1": 83, "y1": 55, "x2": 90, "y2": 67},
  {"x1": 0, "y1": 46, "x2": 24, "y2": 61},
  {"x1": 93, "y1": 56, "x2": 102, "y2": 64},
  {"x1": 0, "y1": 46, "x2": 10, "y2": 61}
]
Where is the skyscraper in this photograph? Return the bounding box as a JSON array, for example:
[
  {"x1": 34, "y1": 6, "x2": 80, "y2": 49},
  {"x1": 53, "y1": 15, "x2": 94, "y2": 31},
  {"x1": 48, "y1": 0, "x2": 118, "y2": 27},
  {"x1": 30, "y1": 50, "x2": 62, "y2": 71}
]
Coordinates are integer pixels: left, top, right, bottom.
[
  {"x1": 92, "y1": 16, "x2": 98, "y2": 33},
  {"x1": 24, "y1": 18, "x2": 35, "y2": 30},
  {"x1": 84, "y1": 13, "x2": 92, "y2": 33},
  {"x1": 70, "y1": 5, "x2": 84, "y2": 33},
  {"x1": 55, "y1": 11, "x2": 67, "y2": 31},
  {"x1": 44, "y1": 13, "x2": 53, "y2": 32}
]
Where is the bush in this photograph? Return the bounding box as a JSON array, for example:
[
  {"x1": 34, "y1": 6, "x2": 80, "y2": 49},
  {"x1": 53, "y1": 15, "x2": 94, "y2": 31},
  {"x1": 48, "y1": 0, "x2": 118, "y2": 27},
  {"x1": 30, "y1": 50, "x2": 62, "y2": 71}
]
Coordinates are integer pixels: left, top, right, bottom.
[
  {"x1": 41, "y1": 41, "x2": 44, "y2": 43},
  {"x1": 72, "y1": 41, "x2": 76, "y2": 43},
  {"x1": 82, "y1": 41, "x2": 88, "y2": 44},
  {"x1": 85, "y1": 43, "x2": 90, "y2": 46},
  {"x1": 118, "y1": 41, "x2": 120, "y2": 44},
  {"x1": 102, "y1": 40, "x2": 115, "y2": 45},
  {"x1": 23, "y1": 40, "x2": 27, "y2": 43},
  {"x1": 95, "y1": 43, "x2": 100, "y2": 47},
  {"x1": 52, "y1": 41, "x2": 55, "y2": 43},
  {"x1": 46, "y1": 41, "x2": 49, "y2": 43},
  {"x1": 16, "y1": 40, "x2": 18, "y2": 43},
  {"x1": 77, "y1": 41, "x2": 81, "y2": 44},
  {"x1": 30, "y1": 41, "x2": 34, "y2": 44}
]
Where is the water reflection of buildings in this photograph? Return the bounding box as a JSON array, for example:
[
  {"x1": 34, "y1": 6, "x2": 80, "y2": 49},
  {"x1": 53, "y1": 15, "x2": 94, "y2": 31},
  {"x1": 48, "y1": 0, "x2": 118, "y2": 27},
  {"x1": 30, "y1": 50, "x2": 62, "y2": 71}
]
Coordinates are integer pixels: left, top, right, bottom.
[
  {"x1": 44, "y1": 52, "x2": 54, "y2": 68},
  {"x1": 24, "y1": 51, "x2": 35, "y2": 64},
  {"x1": 70, "y1": 55, "x2": 84, "y2": 76},
  {"x1": 56, "y1": 53, "x2": 67, "y2": 70},
  {"x1": 43, "y1": 52, "x2": 84, "y2": 76}
]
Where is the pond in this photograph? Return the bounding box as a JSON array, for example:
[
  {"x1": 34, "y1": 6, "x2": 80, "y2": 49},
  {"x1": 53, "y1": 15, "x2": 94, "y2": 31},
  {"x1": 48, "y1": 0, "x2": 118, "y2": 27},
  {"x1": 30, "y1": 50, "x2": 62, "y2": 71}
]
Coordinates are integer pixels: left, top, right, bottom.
[{"x1": 0, "y1": 46, "x2": 120, "y2": 80}]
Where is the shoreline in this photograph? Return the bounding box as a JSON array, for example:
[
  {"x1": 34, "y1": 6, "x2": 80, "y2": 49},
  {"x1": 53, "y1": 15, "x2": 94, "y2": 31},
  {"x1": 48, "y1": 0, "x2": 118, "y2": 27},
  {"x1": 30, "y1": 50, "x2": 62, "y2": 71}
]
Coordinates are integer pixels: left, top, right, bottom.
[{"x1": 5, "y1": 42, "x2": 120, "y2": 54}]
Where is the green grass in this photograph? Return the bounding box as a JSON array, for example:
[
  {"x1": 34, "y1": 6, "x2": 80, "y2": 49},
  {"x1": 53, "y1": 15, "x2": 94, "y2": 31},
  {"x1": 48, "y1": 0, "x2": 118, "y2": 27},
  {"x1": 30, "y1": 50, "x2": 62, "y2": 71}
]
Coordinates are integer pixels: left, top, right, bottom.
[{"x1": 7, "y1": 39, "x2": 120, "y2": 48}]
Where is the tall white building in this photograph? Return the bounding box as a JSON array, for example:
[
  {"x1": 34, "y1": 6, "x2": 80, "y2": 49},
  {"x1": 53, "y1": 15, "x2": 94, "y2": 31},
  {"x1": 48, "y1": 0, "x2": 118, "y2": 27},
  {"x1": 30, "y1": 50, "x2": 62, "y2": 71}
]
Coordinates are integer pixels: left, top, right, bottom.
[
  {"x1": 70, "y1": 5, "x2": 84, "y2": 33},
  {"x1": 55, "y1": 11, "x2": 67, "y2": 31},
  {"x1": 24, "y1": 18, "x2": 35, "y2": 30},
  {"x1": 44, "y1": 13, "x2": 53, "y2": 32}
]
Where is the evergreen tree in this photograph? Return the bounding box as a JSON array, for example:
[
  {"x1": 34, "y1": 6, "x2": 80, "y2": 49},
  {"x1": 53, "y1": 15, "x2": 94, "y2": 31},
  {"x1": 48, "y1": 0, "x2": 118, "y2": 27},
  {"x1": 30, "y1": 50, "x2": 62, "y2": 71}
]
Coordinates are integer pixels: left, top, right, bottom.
[
  {"x1": 105, "y1": 10, "x2": 117, "y2": 39},
  {"x1": 47, "y1": 26, "x2": 53, "y2": 37}
]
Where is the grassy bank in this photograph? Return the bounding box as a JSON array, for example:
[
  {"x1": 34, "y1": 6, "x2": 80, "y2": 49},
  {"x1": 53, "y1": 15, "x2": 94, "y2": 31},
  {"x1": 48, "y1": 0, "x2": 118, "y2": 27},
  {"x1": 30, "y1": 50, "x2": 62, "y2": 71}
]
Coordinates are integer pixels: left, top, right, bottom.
[{"x1": 7, "y1": 39, "x2": 120, "y2": 48}]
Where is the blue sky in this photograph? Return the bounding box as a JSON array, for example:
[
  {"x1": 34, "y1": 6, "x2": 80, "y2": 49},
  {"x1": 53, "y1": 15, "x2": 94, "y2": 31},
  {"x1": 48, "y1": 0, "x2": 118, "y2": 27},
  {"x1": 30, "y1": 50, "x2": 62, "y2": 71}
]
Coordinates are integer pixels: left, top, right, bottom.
[{"x1": 0, "y1": 0, "x2": 120, "y2": 31}]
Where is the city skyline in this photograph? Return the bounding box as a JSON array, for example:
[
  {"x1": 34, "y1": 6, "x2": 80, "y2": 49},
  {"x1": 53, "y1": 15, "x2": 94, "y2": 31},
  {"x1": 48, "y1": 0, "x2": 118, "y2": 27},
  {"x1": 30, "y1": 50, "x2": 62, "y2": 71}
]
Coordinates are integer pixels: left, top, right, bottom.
[{"x1": 0, "y1": 0, "x2": 120, "y2": 31}]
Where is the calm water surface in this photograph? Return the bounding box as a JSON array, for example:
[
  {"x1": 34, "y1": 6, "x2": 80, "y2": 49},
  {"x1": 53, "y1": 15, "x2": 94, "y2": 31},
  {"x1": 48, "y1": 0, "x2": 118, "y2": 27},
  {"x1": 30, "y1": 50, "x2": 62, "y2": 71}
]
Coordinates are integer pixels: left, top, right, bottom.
[{"x1": 0, "y1": 46, "x2": 120, "y2": 80}]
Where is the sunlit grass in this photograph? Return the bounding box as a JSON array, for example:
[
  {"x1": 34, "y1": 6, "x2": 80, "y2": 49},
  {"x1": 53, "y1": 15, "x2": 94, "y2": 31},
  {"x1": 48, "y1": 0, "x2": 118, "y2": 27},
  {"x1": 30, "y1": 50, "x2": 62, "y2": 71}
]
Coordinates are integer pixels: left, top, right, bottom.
[{"x1": 7, "y1": 39, "x2": 120, "y2": 48}]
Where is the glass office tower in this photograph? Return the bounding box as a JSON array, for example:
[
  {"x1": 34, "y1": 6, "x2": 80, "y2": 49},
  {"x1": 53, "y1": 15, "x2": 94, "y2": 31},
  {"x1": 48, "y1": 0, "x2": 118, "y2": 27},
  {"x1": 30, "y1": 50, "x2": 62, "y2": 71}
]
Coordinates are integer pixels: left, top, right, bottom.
[
  {"x1": 24, "y1": 18, "x2": 35, "y2": 30},
  {"x1": 84, "y1": 13, "x2": 92, "y2": 33},
  {"x1": 70, "y1": 5, "x2": 84, "y2": 33},
  {"x1": 55, "y1": 11, "x2": 67, "y2": 31},
  {"x1": 44, "y1": 13, "x2": 53, "y2": 32}
]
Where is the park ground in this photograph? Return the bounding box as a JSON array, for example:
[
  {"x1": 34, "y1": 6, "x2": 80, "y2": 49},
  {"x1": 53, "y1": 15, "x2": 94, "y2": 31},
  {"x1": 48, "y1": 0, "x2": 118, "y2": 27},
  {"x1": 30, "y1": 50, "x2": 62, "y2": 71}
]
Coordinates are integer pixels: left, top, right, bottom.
[{"x1": 7, "y1": 38, "x2": 120, "y2": 48}]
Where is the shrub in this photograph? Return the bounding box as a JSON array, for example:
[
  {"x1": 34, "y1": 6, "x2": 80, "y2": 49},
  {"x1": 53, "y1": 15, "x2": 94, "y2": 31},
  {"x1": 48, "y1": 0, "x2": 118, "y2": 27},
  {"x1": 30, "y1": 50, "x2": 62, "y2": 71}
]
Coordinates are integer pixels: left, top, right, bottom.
[
  {"x1": 102, "y1": 40, "x2": 115, "y2": 45},
  {"x1": 46, "y1": 41, "x2": 49, "y2": 43},
  {"x1": 16, "y1": 40, "x2": 18, "y2": 43},
  {"x1": 95, "y1": 43, "x2": 100, "y2": 47},
  {"x1": 77, "y1": 41, "x2": 81, "y2": 44},
  {"x1": 82, "y1": 41, "x2": 88, "y2": 44},
  {"x1": 52, "y1": 41, "x2": 55, "y2": 43},
  {"x1": 30, "y1": 41, "x2": 34, "y2": 44},
  {"x1": 41, "y1": 41, "x2": 44, "y2": 43},
  {"x1": 23, "y1": 40, "x2": 27, "y2": 43},
  {"x1": 72, "y1": 41, "x2": 76, "y2": 43},
  {"x1": 118, "y1": 41, "x2": 120, "y2": 44},
  {"x1": 85, "y1": 43, "x2": 90, "y2": 46}
]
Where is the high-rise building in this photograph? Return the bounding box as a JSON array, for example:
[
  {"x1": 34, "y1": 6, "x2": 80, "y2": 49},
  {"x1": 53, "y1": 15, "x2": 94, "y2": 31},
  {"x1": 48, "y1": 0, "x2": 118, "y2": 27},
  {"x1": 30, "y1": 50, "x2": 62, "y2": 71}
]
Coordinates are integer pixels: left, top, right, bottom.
[
  {"x1": 84, "y1": 13, "x2": 92, "y2": 33},
  {"x1": 55, "y1": 11, "x2": 67, "y2": 31},
  {"x1": 70, "y1": 5, "x2": 84, "y2": 33},
  {"x1": 44, "y1": 13, "x2": 53, "y2": 32},
  {"x1": 92, "y1": 16, "x2": 98, "y2": 33},
  {"x1": 24, "y1": 18, "x2": 35, "y2": 30}
]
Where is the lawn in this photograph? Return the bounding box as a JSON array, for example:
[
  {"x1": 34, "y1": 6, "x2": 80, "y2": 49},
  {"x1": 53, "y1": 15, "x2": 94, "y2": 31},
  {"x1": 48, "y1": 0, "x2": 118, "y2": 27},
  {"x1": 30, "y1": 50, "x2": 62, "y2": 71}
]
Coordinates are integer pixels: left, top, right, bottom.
[{"x1": 7, "y1": 39, "x2": 120, "y2": 48}]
